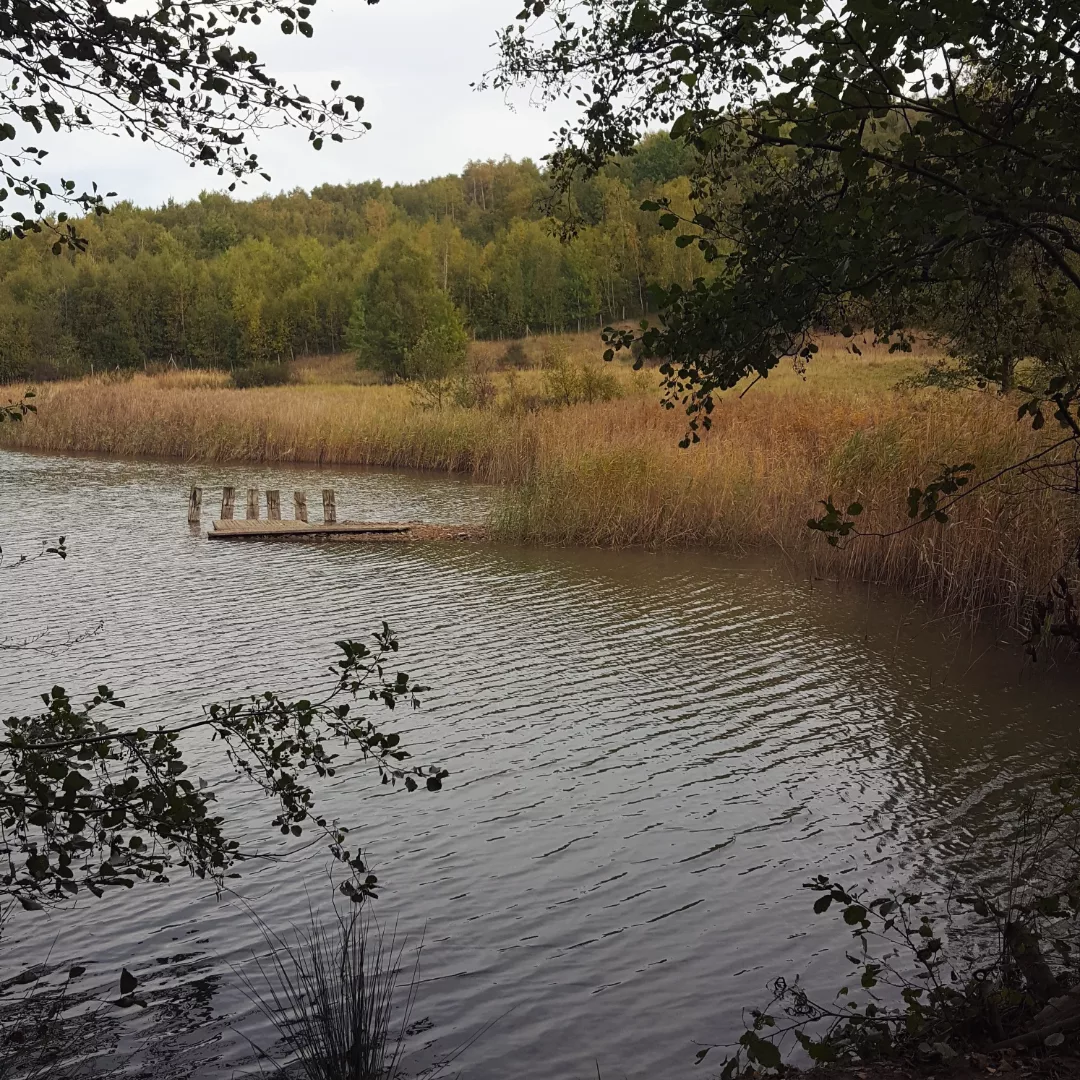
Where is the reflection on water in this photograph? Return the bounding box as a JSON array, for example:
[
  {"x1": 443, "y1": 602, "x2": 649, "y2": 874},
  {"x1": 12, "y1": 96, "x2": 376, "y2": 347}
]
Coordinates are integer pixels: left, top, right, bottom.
[{"x1": 1, "y1": 449, "x2": 1077, "y2": 1078}]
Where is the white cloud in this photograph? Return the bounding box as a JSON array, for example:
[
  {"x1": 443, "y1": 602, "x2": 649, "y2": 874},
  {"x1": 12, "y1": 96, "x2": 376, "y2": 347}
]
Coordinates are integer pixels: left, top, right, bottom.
[{"x1": 33, "y1": 0, "x2": 570, "y2": 208}]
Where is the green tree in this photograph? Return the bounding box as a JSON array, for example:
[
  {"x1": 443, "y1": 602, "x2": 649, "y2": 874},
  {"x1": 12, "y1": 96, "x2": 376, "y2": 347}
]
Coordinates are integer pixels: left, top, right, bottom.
[
  {"x1": 348, "y1": 237, "x2": 467, "y2": 379},
  {"x1": 0, "y1": 146, "x2": 721, "y2": 374},
  {"x1": 404, "y1": 301, "x2": 468, "y2": 381},
  {"x1": 619, "y1": 132, "x2": 697, "y2": 189},
  {"x1": 496, "y1": 0, "x2": 1080, "y2": 432}
]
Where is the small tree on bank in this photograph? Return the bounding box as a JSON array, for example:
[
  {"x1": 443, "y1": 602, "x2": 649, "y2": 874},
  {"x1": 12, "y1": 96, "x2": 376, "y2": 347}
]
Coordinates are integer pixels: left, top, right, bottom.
[{"x1": 405, "y1": 312, "x2": 469, "y2": 382}]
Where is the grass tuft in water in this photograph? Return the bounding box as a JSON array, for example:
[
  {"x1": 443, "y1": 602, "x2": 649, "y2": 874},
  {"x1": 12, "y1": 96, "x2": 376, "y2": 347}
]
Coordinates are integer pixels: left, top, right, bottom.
[{"x1": 239, "y1": 907, "x2": 419, "y2": 1080}]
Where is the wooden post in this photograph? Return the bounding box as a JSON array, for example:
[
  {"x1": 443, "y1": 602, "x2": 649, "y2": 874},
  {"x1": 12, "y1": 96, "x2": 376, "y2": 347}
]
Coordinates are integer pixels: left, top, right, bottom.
[
  {"x1": 294, "y1": 491, "x2": 308, "y2": 522},
  {"x1": 220, "y1": 487, "x2": 235, "y2": 520},
  {"x1": 246, "y1": 488, "x2": 259, "y2": 520},
  {"x1": 266, "y1": 490, "x2": 281, "y2": 521},
  {"x1": 187, "y1": 486, "x2": 202, "y2": 523},
  {"x1": 322, "y1": 488, "x2": 337, "y2": 524}
]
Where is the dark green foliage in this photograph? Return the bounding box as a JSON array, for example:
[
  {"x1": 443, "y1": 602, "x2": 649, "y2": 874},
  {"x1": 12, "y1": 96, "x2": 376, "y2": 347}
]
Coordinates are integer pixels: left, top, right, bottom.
[
  {"x1": 496, "y1": 0, "x2": 1080, "y2": 438},
  {"x1": 0, "y1": 627, "x2": 448, "y2": 910},
  {"x1": 619, "y1": 132, "x2": 697, "y2": 188},
  {"x1": 230, "y1": 361, "x2": 294, "y2": 388},
  {"x1": 347, "y1": 238, "x2": 466, "y2": 380}
]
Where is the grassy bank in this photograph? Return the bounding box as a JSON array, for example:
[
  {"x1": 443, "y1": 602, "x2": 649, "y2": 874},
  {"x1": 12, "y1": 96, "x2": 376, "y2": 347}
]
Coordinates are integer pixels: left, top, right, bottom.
[{"x1": 2, "y1": 333, "x2": 1074, "y2": 625}]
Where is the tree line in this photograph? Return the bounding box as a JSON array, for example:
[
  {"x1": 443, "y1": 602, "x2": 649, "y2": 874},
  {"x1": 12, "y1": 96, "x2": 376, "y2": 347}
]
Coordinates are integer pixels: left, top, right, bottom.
[{"x1": 0, "y1": 135, "x2": 711, "y2": 381}]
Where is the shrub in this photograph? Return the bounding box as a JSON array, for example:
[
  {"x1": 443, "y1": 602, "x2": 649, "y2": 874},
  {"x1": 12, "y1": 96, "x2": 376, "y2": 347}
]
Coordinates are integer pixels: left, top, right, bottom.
[
  {"x1": 500, "y1": 340, "x2": 529, "y2": 368},
  {"x1": 541, "y1": 343, "x2": 621, "y2": 407},
  {"x1": 451, "y1": 369, "x2": 498, "y2": 410},
  {"x1": 578, "y1": 362, "x2": 620, "y2": 404},
  {"x1": 230, "y1": 362, "x2": 294, "y2": 388}
]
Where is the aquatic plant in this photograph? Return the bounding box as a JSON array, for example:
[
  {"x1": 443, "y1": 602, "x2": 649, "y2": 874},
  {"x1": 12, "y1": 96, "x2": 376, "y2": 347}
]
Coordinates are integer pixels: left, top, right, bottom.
[{"x1": 239, "y1": 907, "x2": 418, "y2": 1080}]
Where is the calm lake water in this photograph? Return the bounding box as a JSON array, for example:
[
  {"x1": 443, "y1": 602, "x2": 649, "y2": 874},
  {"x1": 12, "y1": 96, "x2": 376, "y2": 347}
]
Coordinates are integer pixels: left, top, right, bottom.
[{"x1": 1, "y1": 448, "x2": 1077, "y2": 1079}]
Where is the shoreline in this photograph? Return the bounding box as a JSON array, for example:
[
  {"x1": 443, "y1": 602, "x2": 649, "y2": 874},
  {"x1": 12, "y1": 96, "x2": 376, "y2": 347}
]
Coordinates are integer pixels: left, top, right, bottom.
[{"x1": 3, "y1": 351, "x2": 1076, "y2": 629}]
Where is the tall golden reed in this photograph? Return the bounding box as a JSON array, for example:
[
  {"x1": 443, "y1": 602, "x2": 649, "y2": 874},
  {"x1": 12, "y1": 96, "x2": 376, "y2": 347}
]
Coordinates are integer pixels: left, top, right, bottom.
[{"x1": 2, "y1": 347, "x2": 1074, "y2": 626}]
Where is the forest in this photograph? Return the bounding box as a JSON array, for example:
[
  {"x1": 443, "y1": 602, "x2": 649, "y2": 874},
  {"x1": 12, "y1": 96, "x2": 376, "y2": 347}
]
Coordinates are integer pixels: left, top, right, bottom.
[{"x1": 0, "y1": 134, "x2": 708, "y2": 380}]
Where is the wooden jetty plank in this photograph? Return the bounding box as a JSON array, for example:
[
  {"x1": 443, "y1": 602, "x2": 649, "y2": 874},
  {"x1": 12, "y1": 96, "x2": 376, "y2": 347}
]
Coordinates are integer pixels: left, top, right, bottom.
[
  {"x1": 266, "y1": 490, "x2": 281, "y2": 520},
  {"x1": 294, "y1": 491, "x2": 308, "y2": 522},
  {"x1": 208, "y1": 519, "x2": 411, "y2": 540},
  {"x1": 322, "y1": 488, "x2": 336, "y2": 524},
  {"x1": 246, "y1": 488, "x2": 260, "y2": 520},
  {"x1": 220, "y1": 487, "x2": 235, "y2": 520},
  {"x1": 187, "y1": 486, "x2": 202, "y2": 523}
]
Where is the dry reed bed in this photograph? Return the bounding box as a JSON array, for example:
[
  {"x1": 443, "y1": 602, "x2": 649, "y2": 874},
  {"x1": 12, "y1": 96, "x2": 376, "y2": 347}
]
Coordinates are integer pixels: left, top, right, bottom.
[
  {"x1": 2, "y1": 369, "x2": 1073, "y2": 624},
  {"x1": 495, "y1": 390, "x2": 1072, "y2": 622}
]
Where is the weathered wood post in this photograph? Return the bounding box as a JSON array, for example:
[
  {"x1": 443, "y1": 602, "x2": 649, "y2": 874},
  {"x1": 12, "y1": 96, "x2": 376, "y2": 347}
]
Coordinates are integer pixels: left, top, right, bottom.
[
  {"x1": 322, "y1": 488, "x2": 336, "y2": 524},
  {"x1": 220, "y1": 487, "x2": 235, "y2": 520},
  {"x1": 246, "y1": 488, "x2": 260, "y2": 520},
  {"x1": 187, "y1": 486, "x2": 202, "y2": 523},
  {"x1": 294, "y1": 491, "x2": 308, "y2": 522},
  {"x1": 266, "y1": 490, "x2": 281, "y2": 521}
]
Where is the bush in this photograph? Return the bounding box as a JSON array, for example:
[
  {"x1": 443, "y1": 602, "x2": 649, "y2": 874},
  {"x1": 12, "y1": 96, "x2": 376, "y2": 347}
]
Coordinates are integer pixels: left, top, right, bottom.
[
  {"x1": 541, "y1": 344, "x2": 621, "y2": 406},
  {"x1": 451, "y1": 369, "x2": 498, "y2": 410},
  {"x1": 230, "y1": 362, "x2": 294, "y2": 388},
  {"x1": 500, "y1": 340, "x2": 529, "y2": 368},
  {"x1": 578, "y1": 362, "x2": 621, "y2": 404}
]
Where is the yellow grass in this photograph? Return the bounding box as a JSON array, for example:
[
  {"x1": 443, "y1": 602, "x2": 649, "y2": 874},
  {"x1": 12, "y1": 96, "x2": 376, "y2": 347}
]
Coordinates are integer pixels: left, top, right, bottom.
[{"x1": 1, "y1": 333, "x2": 1071, "y2": 625}]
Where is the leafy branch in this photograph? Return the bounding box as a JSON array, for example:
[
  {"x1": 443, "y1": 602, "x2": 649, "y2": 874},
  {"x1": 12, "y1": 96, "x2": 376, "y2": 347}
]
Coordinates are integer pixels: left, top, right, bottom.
[
  {"x1": 0, "y1": 387, "x2": 35, "y2": 423},
  {"x1": 0, "y1": 535, "x2": 67, "y2": 571},
  {"x1": 0, "y1": 625, "x2": 448, "y2": 914},
  {"x1": 0, "y1": 0, "x2": 372, "y2": 243},
  {"x1": 704, "y1": 767, "x2": 1080, "y2": 1073}
]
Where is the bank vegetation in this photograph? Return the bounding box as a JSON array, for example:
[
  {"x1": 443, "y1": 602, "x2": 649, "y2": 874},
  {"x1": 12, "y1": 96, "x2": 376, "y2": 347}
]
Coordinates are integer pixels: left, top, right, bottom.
[{"x1": 2, "y1": 333, "x2": 1074, "y2": 631}]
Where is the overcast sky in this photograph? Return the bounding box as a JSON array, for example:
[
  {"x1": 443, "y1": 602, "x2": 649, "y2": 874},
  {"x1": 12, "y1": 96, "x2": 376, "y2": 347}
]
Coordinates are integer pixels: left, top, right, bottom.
[{"x1": 40, "y1": 0, "x2": 569, "y2": 209}]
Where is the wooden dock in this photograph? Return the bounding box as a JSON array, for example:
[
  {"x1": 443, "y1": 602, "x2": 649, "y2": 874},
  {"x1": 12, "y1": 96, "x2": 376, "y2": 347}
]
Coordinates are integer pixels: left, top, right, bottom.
[
  {"x1": 189, "y1": 485, "x2": 485, "y2": 543},
  {"x1": 208, "y1": 519, "x2": 411, "y2": 540}
]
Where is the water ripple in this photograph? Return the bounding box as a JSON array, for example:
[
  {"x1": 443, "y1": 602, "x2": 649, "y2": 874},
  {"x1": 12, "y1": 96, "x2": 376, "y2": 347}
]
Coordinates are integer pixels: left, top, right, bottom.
[{"x1": 2, "y1": 449, "x2": 1079, "y2": 1079}]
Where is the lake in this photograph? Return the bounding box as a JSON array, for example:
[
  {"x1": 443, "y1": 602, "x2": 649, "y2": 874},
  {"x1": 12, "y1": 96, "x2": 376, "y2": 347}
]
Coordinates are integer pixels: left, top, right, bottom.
[{"x1": 1, "y1": 448, "x2": 1076, "y2": 1079}]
